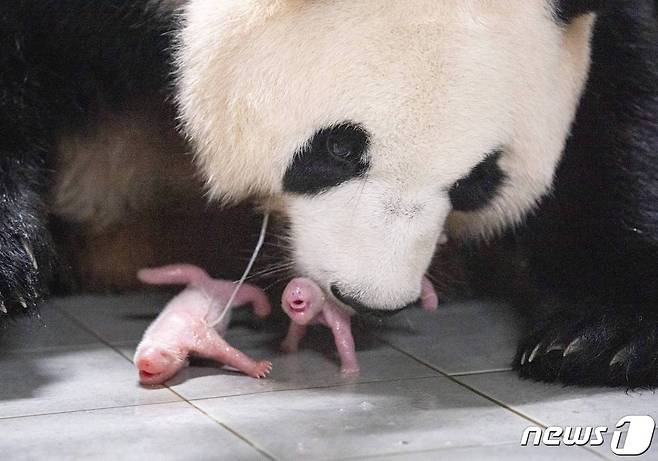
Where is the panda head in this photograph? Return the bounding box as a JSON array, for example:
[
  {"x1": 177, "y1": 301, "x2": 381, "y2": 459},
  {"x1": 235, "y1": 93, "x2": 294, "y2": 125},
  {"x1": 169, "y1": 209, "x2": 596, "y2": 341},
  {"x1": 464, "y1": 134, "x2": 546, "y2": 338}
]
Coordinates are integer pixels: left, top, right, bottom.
[{"x1": 177, "y1": 0, "x2": 599, "y2": 314}]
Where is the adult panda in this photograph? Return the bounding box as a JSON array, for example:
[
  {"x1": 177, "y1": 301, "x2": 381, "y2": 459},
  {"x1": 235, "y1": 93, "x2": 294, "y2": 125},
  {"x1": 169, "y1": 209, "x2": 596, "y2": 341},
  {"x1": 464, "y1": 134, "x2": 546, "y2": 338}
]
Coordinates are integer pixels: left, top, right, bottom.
[
  {"x1": 176, "y1": 0, "x2": 658, "y2": 387},
  {"x1": 0, "y1": 0, "x2": 656, "y2": 387}
]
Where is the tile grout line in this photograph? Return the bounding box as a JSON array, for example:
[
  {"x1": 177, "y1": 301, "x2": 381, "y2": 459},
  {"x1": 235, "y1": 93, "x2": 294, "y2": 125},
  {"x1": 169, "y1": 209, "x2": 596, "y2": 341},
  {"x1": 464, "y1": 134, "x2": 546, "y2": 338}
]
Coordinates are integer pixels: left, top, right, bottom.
[
  {"x1": 370, "y1": 333, "x2": 545, "y2": 423},
  {"x1": 0, "y1": 400, "x2": 183, "y2": 422},
  {"x1": 373, "y1": 336, "x2": 610, "y2": 461},
  {"x1": 185, "y1": 373, "x2": 441, "y2": 403},
  {"x1": 55, "y1": 305, "x2": 278, "y2": 460},
  {"x1": 450, "y1": 367, "x2": 514, "y2": 377},
  {"x1": 169, "y1": 386, "x2": 279, "y2": 461},
  {"x1": 328, "y1": 441, "x2": 540, "y2": 461},
  {"x1": 55, "y1": 306, "x2": 168, "y2": 377}
]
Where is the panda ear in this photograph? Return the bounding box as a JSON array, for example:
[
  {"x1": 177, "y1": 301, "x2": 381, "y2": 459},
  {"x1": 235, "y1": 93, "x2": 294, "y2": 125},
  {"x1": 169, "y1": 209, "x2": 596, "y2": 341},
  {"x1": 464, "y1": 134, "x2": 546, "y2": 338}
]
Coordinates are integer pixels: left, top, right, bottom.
[{"x1": 555, "y1": 0, "x2": 607, "y2": 22}]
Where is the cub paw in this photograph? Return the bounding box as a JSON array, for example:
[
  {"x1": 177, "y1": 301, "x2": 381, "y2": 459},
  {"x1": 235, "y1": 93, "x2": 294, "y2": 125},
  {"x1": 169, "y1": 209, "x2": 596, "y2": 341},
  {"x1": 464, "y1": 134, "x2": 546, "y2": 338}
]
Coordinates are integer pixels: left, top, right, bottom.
[
  {"x1": 250, "y1": 361, "x2": 273, "y2": 379},
  {"x1": 340, "y1": 365, "x2": 360, "y2": 375}
]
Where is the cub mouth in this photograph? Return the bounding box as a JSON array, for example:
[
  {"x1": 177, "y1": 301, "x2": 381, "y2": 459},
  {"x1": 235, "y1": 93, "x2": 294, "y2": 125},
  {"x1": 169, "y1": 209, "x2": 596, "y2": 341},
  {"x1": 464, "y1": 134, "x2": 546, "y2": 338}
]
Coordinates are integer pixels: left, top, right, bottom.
[{"x1": 289, "y1": 299, "x2": 307, "y2": 313}]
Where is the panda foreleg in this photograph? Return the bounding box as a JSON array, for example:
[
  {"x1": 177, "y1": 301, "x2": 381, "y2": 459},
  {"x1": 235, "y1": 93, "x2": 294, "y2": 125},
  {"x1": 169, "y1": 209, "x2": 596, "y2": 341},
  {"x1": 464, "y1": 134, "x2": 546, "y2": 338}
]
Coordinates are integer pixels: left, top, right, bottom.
[{"x1": 0, "y1": 144, "x2": 55, "y2": 323}]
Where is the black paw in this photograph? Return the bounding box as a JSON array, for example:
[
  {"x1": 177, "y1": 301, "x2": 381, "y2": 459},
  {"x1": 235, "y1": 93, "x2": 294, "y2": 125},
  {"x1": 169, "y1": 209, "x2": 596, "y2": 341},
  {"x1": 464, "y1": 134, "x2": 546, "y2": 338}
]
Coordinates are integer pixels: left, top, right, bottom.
[
  {"x1": 514, "y1": 310, "x2": 658, "y2": 387},
  {"x1": 0, "y1": 209, "x2": 54, "y2": 324}
]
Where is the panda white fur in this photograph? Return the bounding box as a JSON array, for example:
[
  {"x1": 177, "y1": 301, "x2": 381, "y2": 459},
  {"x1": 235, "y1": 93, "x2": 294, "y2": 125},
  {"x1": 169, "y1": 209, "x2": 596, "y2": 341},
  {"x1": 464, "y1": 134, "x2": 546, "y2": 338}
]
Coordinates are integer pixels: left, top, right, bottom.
[
  {"x1": 0, "y1": 0, "x2": 656, "y2": 386},
  {"x1": 177, "y1": 0, "x2": 595, "y2": 311}
]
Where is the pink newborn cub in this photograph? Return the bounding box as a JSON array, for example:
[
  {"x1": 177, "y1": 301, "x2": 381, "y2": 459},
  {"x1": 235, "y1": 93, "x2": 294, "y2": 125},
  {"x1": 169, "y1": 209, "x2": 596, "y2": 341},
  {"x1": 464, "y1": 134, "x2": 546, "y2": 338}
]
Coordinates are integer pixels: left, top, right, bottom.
[
  {"x1": 280, "y1": 277, "x2": 438, "y2": 374},
  {"x1": 134, "y1": 264, "x2": 273, "y2": 385}
]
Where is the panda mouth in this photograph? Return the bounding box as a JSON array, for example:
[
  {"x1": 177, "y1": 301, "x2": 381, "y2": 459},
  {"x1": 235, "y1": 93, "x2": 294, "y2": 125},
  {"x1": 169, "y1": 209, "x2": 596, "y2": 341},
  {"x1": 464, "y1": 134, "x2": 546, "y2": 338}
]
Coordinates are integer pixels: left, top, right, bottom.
[{"x1": 330, "y1": 285, "x2": 408, "y2": 318}]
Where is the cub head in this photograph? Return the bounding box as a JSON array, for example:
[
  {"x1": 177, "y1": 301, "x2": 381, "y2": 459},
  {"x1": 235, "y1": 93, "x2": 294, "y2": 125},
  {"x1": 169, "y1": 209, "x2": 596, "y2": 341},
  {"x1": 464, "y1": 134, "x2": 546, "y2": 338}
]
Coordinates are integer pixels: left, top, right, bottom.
[{"x1": 177, "y1": 0, "x2": 599, "y2": 314}]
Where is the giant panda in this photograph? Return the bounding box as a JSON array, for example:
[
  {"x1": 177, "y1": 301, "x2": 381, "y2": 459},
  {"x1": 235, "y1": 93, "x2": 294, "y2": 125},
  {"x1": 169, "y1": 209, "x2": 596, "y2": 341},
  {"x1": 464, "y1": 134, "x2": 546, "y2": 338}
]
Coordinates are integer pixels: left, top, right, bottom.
[{"x1": 1, "y1": 0, "x2": 656, "y2": 387}]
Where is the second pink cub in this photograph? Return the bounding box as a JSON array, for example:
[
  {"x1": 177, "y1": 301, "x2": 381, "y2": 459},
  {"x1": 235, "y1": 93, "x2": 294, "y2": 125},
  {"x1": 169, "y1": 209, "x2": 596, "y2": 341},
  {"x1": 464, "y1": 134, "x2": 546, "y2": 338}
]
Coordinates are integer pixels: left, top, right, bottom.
[{"x1": 280, "y1": 277, "x2": 439, "y2": 374}]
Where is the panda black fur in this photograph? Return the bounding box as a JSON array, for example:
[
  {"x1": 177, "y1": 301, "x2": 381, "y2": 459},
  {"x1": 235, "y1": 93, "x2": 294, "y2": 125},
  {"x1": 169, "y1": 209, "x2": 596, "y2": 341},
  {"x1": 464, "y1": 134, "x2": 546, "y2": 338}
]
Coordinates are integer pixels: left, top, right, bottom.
[
  {"x1": 512, "y1": 0, "x2": 658, "y2": 386},
  {"x1": 0, "y1": 1, "x2": 177, "y2": 318}
]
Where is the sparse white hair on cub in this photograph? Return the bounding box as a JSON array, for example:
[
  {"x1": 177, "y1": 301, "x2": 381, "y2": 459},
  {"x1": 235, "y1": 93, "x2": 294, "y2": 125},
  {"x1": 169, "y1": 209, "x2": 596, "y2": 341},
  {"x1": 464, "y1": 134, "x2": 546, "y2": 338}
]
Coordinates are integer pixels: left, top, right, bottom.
[{"x1": 176, "y1": 0, "x2": 595, "y2": 311}]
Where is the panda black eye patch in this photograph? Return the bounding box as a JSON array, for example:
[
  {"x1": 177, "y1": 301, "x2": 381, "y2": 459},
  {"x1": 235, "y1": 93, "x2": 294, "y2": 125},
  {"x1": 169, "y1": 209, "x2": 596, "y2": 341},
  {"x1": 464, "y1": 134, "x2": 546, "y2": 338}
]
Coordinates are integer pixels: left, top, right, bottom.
[
  {"x1": 283, "y1": 123, "x2": 371, "y2": 195},
  {"x1": 554, "y1": 0, "x2": 606, "y2": 23},
  {"x1": 449, "y1": 149, "x2": 507, "y2": 212}
]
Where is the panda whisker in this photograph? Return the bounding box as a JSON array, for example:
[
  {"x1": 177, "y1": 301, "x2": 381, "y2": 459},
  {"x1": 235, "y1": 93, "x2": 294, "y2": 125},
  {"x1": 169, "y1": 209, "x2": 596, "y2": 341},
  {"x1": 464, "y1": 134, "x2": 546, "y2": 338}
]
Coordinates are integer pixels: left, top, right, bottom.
[
  {"x1": 261, "y1": 241, "x2": 294, "y2": 252},
  {"x1": 246, "y1": 263, "x2": 294, "y2": 277},
  {"x1": 245, "y1": 262, "x2": 296, "y2": 281},
  {"x1": 261, "y1": 274, "x2": 297, "y2": 293}
]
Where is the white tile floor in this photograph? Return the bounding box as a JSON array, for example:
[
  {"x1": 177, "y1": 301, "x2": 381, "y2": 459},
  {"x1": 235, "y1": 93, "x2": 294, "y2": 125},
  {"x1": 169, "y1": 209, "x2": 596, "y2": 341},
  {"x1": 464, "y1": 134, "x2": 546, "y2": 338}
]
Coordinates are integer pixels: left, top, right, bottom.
[{"x1": 1, "y1": 294, "x2": 656, "y2": 461}]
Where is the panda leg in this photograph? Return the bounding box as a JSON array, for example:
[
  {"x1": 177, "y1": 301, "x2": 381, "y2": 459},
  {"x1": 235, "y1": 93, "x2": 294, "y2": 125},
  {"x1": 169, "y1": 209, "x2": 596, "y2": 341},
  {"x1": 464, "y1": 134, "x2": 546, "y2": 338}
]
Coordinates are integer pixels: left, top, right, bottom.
[
  {"x1": 0, "y1": 145, "x2": 55, "y2": 322},
  {"x1": 514, "y1": 303, "x2": 658, "y2": 387}
]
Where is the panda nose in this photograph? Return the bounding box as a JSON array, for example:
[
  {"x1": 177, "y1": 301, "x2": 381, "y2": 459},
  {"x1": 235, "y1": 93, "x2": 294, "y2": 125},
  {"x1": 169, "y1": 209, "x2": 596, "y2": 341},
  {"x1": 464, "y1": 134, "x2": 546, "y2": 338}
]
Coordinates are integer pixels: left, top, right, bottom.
[{"x1": 330, "y1": 285, "x2": 420, "y2": 317}]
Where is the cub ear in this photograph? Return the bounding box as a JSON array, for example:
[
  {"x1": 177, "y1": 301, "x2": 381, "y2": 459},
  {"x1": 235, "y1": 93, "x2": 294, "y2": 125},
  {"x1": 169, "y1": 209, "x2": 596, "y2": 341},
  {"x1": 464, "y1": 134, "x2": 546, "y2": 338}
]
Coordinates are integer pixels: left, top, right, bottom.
[{"x1": 555, "y1": 0, "x2": 608, "y2": 22}]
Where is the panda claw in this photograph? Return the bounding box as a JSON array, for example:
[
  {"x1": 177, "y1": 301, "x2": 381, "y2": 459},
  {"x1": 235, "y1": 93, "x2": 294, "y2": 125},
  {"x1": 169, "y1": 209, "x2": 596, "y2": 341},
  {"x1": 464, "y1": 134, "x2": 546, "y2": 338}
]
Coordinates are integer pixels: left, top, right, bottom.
[
  {"x1": 563, "y1": 337, "x2": 584, "y2": 357},
  {"x1": 546, "y1": 342, "x2": 566, "y2": 353},
  {"x1": 520, "y1": 350, "x2": 528, "y2": 366},
  {"x1": 528, "y1": 343, "x2": 542, "y2": 363},
  {"x1": 610, "y1": 347, "x2": 631, "y2": 368},
  {"x1": 21, "y1": 238, "x2": 38, "y2": 270},
  {"x1": 18, "y1": 296, "x2": 27, "y2": 310},
  {"x1": 518, "y1": 313, "x2": 658, "y2": 386}
]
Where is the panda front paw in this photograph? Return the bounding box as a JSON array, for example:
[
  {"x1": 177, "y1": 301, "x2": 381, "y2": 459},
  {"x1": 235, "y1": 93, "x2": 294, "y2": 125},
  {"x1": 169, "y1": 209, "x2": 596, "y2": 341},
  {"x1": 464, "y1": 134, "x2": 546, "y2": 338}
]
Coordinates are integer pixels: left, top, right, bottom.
[
  {"x1": 514, "y1": 310, "x2": 658, "y2": 387},
  {"x1": 0, "y1": 220, "x2": 53, "y2": 322}
]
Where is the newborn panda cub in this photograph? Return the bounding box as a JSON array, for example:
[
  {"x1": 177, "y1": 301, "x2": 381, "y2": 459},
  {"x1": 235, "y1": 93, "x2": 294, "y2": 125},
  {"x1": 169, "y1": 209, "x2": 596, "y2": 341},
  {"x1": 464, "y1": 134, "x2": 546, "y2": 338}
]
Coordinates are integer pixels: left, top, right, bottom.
[
  {"x1": 133, "y1": 264, "x2": 273, "y2": 385},
  {"x1": 281, "y1": 278, "x2": 439, "y2": 374}
]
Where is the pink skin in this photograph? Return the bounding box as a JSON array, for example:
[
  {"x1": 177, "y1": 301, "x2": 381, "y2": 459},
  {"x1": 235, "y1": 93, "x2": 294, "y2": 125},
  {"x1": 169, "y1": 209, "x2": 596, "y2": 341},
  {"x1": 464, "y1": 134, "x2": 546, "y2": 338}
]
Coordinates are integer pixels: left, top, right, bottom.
[
  {"x1": 134, "y1": 264, "x2": 273, "y2": 385},
  {"x1": 420, "y1": 277, "x2": 439, "y2": 312},
  {"x1": 280, "y1": 278, "x2": 359, "y2": 374},
  {"x1": 280, "y1": 276, "x2": 439, "y2": 375}
]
